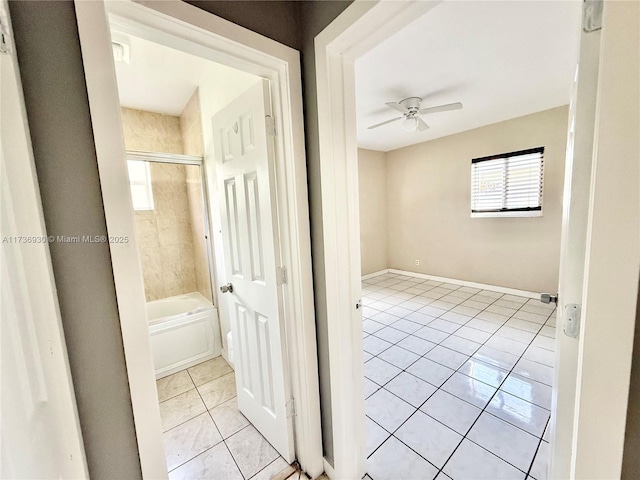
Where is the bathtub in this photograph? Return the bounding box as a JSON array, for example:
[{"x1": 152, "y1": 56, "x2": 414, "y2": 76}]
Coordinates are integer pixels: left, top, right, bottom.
[{"x1": 147, "y1": 292, "x2": 219, "y2": 379}]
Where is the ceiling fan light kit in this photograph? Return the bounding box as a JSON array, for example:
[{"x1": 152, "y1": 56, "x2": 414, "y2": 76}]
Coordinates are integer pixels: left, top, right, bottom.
[{"x1": 368, "y1": 96, "x2": 463, "y2": 132}]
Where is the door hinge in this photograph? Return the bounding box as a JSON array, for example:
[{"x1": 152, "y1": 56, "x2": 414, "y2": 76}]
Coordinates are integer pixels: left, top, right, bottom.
[
  {"x1": 583, "y1": 0, "x2": 603, "y2": 32},
  {"x1": 286, "y1": 398, "x2": 295, "y2": 418},
  {"x1": 276, "y1": 266, "x2": 287, "y2": 286},
  {"x1": 564, "y1": 303, "x2": 581, "y2": 338},
  {"x1": 265, "y1": 115, "x2": 277, "y2": 137},
  {"x1": 0, "y1": 7, "x2": 13, "y2": 55}
]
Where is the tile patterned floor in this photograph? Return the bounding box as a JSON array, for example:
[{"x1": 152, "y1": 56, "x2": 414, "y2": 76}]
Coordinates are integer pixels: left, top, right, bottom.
[
  {"x1": 156, "y1": 357, "x2": 295, "y2": 480},
  {"x1": 362, "y1": 273, "x2": 555, "y2": 480}
]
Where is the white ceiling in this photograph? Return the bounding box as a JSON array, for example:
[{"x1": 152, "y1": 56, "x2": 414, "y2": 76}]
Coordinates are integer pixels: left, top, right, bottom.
[
  {"x1": 355, "y1": 0, "x2": 582, "y2": 152},
  {"x1": 113, "y1": 32, "x2": 220, "y2": 115}
]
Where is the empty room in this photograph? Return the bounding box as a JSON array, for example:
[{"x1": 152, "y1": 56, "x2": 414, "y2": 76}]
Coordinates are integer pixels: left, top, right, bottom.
[{"x1": 356, "y1": 1, "x2": 578, "y2": 478}]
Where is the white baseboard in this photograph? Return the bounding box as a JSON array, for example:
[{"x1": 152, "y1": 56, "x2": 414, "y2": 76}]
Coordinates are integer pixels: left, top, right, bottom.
[
  {"x1": 361, "y1": 269, "x2": 390, "y2": 280},
  {"x1": 380, "y1": 268, "x2": 539, "y2": 299}
]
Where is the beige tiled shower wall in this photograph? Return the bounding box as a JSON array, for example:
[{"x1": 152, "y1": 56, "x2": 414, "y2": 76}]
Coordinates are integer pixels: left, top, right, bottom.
[
  {"x1": 121, "y1": 107, "x2": 200, "y2": 301},
  {"x1": 180, "y1": 90, "x2": 213, "y2": 303}
]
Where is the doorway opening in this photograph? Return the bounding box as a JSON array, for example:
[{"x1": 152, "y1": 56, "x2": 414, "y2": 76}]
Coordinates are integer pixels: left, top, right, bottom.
[
  {"x1": 113, "y1": 27, "x2": 296, "y2": 479},
  {"x1": 353, "y1": 2, "x2": 580, "y2": 477}
]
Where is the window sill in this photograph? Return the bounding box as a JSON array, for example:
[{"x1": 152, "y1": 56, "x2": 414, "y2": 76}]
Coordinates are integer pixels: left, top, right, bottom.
[{"x1": 471, "y1": 210, "x2": 543, "y2": 218}]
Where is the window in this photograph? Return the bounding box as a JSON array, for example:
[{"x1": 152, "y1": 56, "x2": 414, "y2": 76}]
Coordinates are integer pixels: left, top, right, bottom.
[
  {"x1": 127, "y1": 160, "x2": 154, "y2": 211},
  {"x1": 471, "y1": 147, "x2": 544, "y2": 217}
]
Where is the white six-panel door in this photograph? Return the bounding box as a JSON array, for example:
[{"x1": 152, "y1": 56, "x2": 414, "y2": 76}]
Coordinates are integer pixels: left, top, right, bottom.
[{"x1": 212, "y1": 79, "x2": 294, "y2": 462}]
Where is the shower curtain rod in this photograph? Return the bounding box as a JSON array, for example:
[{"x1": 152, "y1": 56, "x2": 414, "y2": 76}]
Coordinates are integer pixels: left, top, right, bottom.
[{"x1": 126, "y1": 150, "x2": 204, "y2": 165}]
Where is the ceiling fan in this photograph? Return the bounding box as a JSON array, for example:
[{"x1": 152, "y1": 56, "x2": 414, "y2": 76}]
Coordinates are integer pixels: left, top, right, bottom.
[{"x1": 367, "y1": 97, "x2": 463, "y2": 132}]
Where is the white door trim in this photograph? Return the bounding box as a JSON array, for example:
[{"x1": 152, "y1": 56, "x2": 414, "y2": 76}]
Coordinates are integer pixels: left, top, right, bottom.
[
  {"x1": 315, "y1": 0, "x2": 639, "y2": 478},
  {"x1": 75, "y1": 1, "x2": 323, "y2": 478}
]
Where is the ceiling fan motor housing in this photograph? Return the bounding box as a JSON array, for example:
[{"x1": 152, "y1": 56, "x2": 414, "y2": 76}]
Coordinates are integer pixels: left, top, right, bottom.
[{"x1": 400, "y1": 96, "x2": 422, "y2": 116}]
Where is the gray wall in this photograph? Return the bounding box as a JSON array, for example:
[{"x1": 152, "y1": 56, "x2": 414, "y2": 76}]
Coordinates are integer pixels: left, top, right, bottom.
[
  {"x1": 298, "y1": 1, "x2": 354, "y2": 464},
  {"x1": 9, "y1": 2, "x2": 141, "y2": 479}
]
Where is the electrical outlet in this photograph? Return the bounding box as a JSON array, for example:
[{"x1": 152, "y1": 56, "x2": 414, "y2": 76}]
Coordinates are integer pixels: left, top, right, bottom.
[{"x1": 415, "y1": 259, "x2": 420, "y2": 266}]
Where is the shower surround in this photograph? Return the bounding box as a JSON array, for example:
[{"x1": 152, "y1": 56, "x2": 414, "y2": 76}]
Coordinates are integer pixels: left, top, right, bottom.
[{"x1": 121, "y1": 91, "x2": 212, "y2": 302}]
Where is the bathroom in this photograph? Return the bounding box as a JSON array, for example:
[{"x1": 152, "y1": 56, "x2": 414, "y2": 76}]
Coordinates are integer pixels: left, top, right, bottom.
[{"x1": 115, "y1": 31, "x2": 295, "y2": 479}]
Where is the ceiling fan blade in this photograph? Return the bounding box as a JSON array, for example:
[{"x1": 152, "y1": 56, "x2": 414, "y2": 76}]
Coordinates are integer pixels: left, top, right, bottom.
[
  {"x1": 385, "y1": 102, "x2": 410, "y2": 114},
  {"x1": 367, "y1": 116, "x2": 404, "y2": 130},
  {"x1": 419, "y1": 102, "x2": 463, "y2": 115},
  {"x1": 416, "y1": 117, "x2": 430, "y2": 132}
]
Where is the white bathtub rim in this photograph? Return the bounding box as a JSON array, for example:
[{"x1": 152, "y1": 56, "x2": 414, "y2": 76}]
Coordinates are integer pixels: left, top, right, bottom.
[{"x1": 146, "y1": 291, "x2": 215, "y2": 326}]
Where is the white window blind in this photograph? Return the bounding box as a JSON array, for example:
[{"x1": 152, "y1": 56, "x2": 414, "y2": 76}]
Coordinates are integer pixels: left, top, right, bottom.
[
  {"x1": 471, "y1": 147, "x2": 544, "y2": 217},
  {"x1": 127, "y1": 160, "x2": 154, "y2": 211}
]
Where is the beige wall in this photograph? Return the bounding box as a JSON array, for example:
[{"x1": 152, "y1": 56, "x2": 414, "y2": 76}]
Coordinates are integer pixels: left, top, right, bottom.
[
  {"x1": 358, "y1": 106, "x2": 568, "y2": 292},
  {"x1": 121, "y1": 108, "x2": 200, "y2": 301},
  {"x1": 180, "y1": 89, "x2": 213, "y2": 303},
  {"x1": 358, "y1": 149, "x2": 388, "y2": 275}
]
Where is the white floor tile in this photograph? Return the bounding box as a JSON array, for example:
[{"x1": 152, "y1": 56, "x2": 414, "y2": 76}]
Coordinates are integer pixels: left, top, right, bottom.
[
  {"x1": 539, "y1": 326, "x2": 556, "y2": 338},
  {"x1": 475, "y1": 310, "x2": 510, "y2": 324},
  {"x1": 529, "y1": 441, "x2": 550, "y2": 480},
  {"x1": 407, "y1": 357, "x2": 455, "y2": 387},
  {"x1": 467, "y1": 413, "x2": 539, "y2": 472},
  {"x1": 425, "y1": 345, "x2": 469, "y2": 370},
  {"x1": 395, "y1": 411, "x2": 463, "y2": 468},
  {"x1": 366, "y1": 417, "x2": 390, "y2": 457},
  {"x1": 522, "y1": 345, "x2": 555, "y2": 367},
  {"x1": 226, "y1": 425, "x2": 279, "y2": 479},
  {"x1": 452, "y1": 305, "x2": 482, "y2": 317},
  {"x1": 414, "y1": 326, "x2": 450, "y2": 343},
  {"x1": 505, "y1": 318, "x2": 542, "y2": 334},
  {"x1": 454, "y1": 326, "x2": 492, "y2": 344},
  {"x1": 440, "y1": 335, "x2": 482, "y2": 356},
  {"x1": 495, "y1": 298, "x2": 526, "y2": 309},
  {"x1": 501, "y1": 374, "x2": 552, "y2": 410},
  {"x1": 473, "y1": 345, "x2": 520, "y2": 370},
  {"x1": 484, "y1": 335, "x2": 529, "y2": 357},
  {"x1": 487, "y1": 391, "x2": 550, "y2": 437},
  {"x1": 458, "y1": 358, "x2": 509, "y2": 388},
  {"x1": 513, "y1": 310, "x2": 549, "y2": 325},
  {"x1": 366, "y1": 436, "x2": 439, "y2": 480},
  {"x1": 531, "y1": 335, "x2": 555, "y2": 352},
  {"x1": 386, "y1": 305, "x2": 414, "y2": 318},
  {"x1": 364, "y1": 357, "x2": 402, "y2": 386},
  {"x1": 373, "y1": 326, "x2": 409, "y2": 344},
  {"x1": 364, "y1": 378, "x2": 380, "y2": 399},
  {"x1": 168, "y1": 442, "x2": 243, "y2": 480},
  {"x1": 419, "y1": 305, "x2": 448, "y2": 318},
  {"x1": 365, "y1": 389, "x2": 415, "y2": 432},
  {"x1": 466, "y1": 318, "x2": 502, "y2": 334},
  {"x1": 385, "y1": 372, "x2": 437, "y2": 407},
  {"x1": 420, "y1": 389, "x2": 481, "y2": 435},
  {"x1": 363, "y1": 335, "x2": 393, "y2": 356},
  {"x1": 462, "y1": 299, "x2": 489, "y2": 310},
  {"x1": 362, "y1": 319, "x2": 385, "y2": 334},
  {"x1": 443, "y1": 439, "x2": 525, "y2": 480},
  {"x1": 486, "y1": 304, "x2": 518, "y2": 317},
  {"x1": 405, "y1": 311, "x2": 437, "y2": 325},
  {"x1": 389, "y1": 318, "x2": 423, "y2": 334},
  {"x1": 427, "y1": 319, "x2": 461, "y2": 334},
  {"x1": 370, "y1": 311, "x2": 401, "y2": 326},
  {"x1": 512, "y1": 358, "x2": 554, "y2": 386},
  {"x1": 440, "y1": 311, "x2": 472, "y2": 325},
  {"x1": 394, "y1": 337, "x2": 435, "y2": 357},
  {"x1": 378, "y1": 345, "x2": 420, "y2": 369},
  {"x1": 163, "y1": 412, "x2": 223, "y2": 471},
  {"x1": 441, "y1": 372, "x2": 497, "y2": 409}
]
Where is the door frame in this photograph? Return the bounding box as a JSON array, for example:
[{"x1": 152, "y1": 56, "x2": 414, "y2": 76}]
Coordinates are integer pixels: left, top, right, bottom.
[
  {"x1": 315, "y1": 0, "x2": 639, "y2": 478},
  {"x1": 74, "y1": 1, "x2": 323, "y2": 478}
]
